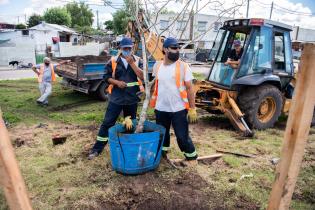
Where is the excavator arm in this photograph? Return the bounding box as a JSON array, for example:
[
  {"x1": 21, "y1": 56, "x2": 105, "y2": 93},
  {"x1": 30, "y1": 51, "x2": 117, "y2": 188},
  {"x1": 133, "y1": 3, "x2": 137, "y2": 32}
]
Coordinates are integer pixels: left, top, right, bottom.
[{"x1": 126, "y1": 11, "x2": 164, "y2": 61}]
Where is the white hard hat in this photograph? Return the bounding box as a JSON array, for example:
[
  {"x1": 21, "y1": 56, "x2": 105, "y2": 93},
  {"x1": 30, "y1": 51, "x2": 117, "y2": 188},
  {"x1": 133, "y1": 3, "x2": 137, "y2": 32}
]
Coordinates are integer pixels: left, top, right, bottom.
[{"x1": 43, "y1": 57, "x2": 51, "y2": 62}]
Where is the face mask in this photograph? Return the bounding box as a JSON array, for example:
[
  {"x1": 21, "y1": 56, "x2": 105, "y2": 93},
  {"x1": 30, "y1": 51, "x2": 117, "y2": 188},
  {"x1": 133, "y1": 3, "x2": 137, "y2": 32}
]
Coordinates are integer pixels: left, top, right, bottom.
[
  {"x1": 167, "y1": 51, "x2": 179, "y2": 61},
  {"x1": 122, "y1": 50, "x2": 131, "y2": 57}
]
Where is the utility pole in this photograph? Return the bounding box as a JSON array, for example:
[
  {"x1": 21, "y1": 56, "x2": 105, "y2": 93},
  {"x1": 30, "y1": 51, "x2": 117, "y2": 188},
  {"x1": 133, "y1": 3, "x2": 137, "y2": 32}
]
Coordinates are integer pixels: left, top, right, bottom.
[
  {"x1": 269, "y1": 1, "x2": 274, "y2": 20},
  {"x1": 25, "y1": 14, "x2": 27, "y2": 24},
  {"x1": 17, "y1": 16, "x2": 19, "y2": 24},
  {"x1": 246, "y1": 0, "x2": 249, "y2": 18},
  {"x1": 189, "y1": 0, "x2": 198, "y2": 42},
  {"x1": 96, "y1": 10, "x2": 99, "y2": 29},
  {"x1": 189, "y1": 12, "x2": 194, "y2": 40}
]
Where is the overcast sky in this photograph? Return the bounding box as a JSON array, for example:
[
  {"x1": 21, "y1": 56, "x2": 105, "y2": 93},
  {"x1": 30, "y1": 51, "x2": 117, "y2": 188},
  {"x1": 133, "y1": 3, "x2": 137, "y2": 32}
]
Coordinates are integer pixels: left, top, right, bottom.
[{"x1": 0, "y1": 0, "x2": 314, "y2": 29}]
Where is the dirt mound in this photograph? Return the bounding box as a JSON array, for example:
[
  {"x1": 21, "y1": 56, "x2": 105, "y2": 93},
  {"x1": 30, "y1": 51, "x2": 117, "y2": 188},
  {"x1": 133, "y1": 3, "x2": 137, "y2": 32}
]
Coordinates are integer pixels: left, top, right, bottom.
[
  {"x1": 56, "y1": 55, "x2": 111, "y2": 65},
  {"x1": 97, "y1": 170, "x2": 259, "y2": 210},
  {"x1": 98, "y1": 171, "x2": 212, "y2": 210}
]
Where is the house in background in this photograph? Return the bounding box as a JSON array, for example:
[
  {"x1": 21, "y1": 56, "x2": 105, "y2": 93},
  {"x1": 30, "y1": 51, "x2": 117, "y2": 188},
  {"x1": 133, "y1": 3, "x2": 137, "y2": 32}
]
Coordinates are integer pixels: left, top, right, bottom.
[
  {"x1": 29, "y1": 21, "x2": 79, "y2": 59},
  {"x1": 153, "y1": 13, "x2": 228, "y2": 50},
  {"x1": 0, "y1": 29, "x2": 36, "y2": 66},
  {"x1": 0, "y1": 22, "x2": 15, "y2": 30},
  {"x1": 0, "y1": 21, "x2": 106, "y2": 66}
]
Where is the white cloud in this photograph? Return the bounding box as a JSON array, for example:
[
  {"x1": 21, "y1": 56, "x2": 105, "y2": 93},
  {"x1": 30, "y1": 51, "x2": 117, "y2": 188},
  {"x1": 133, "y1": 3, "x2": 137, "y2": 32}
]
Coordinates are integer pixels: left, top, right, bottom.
[
  {"x1": 0, "y1": 0, "x2": 9, "y2": 5},
  {"x1": 27, "y1": 0, "x2": 66, "y2": 15},
  {"x1": 92, "y1": 12, "x2": 113, "y2": 28},
  {"x1": 24, "y1": 7, "x2": 35, "y2": 16}
]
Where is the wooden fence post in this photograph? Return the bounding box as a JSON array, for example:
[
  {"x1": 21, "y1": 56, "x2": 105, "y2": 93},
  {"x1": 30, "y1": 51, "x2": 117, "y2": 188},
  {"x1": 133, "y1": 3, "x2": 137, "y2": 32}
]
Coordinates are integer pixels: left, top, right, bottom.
[
  {"x1": 0, "y1": 109, "x2": 32, "y2": 210},
  {"x1": 267, "y1": 43, "x2": 315, "y2": 209}
]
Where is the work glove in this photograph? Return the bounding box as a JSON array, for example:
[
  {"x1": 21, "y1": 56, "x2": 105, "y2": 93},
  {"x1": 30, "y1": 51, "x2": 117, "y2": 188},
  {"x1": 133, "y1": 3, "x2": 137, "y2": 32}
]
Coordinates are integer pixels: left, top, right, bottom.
[
  {"x1": 188, "y1": 108, "x2": 198, "y2": 124},
  {"x1": 122, "y1": 116, "x2": 133, "y2": 131}
]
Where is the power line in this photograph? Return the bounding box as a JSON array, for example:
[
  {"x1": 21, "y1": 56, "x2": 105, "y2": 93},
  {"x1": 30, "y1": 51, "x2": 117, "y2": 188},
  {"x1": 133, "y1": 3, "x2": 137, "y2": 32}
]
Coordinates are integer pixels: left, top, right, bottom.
[
  {"x1": 273, "y1": 5, "x2": 315, "y2": 16},
  {"x1": 253, "y1": 0, "x2": 315, "y2": 16}
]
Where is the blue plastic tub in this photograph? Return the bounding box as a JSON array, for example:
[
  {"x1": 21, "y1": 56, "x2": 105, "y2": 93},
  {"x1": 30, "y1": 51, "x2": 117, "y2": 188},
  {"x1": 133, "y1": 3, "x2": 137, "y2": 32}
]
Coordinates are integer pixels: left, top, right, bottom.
[{"x1": 108, "y1": 120, "x2": 165, "y2": 175}]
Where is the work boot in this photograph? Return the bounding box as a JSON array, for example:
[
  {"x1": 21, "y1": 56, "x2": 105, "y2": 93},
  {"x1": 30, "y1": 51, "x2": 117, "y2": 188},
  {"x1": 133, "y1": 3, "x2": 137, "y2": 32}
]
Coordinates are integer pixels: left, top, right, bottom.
[
  {"x1": 36, "y1": 100, "x2": 43, "y2": 106},
  {"x1": 162, "y1": 150, "x2": 168, "y2": 158},
  {"x1": 88, "y1": 151, "x2": 99, "y2": 160}
]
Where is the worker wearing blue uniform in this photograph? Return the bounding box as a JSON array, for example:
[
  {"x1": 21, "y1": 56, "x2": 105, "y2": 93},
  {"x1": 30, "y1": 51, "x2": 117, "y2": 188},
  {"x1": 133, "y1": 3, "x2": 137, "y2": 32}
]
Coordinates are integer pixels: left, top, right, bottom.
[{"x1": 88, "y1": 37, "x2": 144, "y2": 160}]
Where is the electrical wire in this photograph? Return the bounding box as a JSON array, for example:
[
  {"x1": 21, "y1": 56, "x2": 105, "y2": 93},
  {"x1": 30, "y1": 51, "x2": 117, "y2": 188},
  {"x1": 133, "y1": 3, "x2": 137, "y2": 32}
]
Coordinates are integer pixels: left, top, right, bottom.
[{"x1": 253, "y1": 0, "x2": 315, "y2": 16}]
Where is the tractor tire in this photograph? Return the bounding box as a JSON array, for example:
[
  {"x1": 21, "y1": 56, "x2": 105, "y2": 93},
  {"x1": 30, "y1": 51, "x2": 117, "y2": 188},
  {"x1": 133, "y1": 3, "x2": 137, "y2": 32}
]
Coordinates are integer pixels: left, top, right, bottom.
[
  {"x1": 238, "y1": 84, "x2": 283, "y2": 130},
  {"x1": 97, "y1": 82, "x2": 108, "y2": 101}
]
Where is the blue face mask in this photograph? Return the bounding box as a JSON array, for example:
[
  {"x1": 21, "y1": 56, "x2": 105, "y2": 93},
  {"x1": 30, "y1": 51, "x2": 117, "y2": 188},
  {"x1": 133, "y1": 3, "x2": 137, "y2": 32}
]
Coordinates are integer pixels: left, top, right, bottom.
[{"x1": 122, "y1": 50, "x2": 131, "y2": 57}]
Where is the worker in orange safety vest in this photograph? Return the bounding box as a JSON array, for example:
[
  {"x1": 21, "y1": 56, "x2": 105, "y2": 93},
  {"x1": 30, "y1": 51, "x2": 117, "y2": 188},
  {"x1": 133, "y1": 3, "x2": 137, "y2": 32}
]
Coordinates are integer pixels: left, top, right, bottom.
[
  {"x1": 150, "y1": 37, "x2": 198, "y2": 165},
  {"x1": 88, "y1": 37, "x2": 144, "y2": 160},
  {"x1": 32, "y1": 57, "x2": 70, "y2": 106}
]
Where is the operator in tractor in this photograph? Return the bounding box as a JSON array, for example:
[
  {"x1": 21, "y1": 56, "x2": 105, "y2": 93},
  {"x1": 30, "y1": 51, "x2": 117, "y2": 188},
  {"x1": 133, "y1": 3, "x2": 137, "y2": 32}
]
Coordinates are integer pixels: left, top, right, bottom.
[
  {"x1": 88, "y1": 37, "x2": 144, "y2": 160},
  {"x1": 224, "y1": 40, "x2": 243, "y2": 69},
  {"x1": 150, "y1": 37, "x2": 198, "y2": 166}
]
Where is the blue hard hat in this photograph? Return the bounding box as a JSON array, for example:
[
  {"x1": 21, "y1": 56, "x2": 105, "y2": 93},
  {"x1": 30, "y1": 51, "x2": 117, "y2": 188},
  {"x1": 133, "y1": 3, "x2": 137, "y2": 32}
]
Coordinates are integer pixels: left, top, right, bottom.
[
  {"x1": 233, "y1": 40, "x2": 241, "y2": 46},
  {"x1": 120, "y1": 37, "x2": 134, "y2": 48},
  {"x1": 163, "y1": 37, "x2": 179, "y2": 48}
]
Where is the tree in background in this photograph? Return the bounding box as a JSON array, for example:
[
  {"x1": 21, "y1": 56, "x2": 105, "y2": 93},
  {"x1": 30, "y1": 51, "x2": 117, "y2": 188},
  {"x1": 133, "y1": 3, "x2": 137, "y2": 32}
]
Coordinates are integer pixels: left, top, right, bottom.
[
  {"x1": 104, "y1": 20, "x2": 114, "y2": 30},
  {"x1": 112, "y1": 9, "x2": 131, "y2": 35},
  {"x1": 15, "y1": 24, "x2": 27, "y2": 29},
  {"x1": 108, "y1": 0, "x2": 139, "y2": 35},
  {"x1": 65, "y1": 2, "x2": 94, "y2": 32},
  {"x1": 27, "y1": 14, "x2": 43, "y2": 27},
  {"x1": 43, "y1": 7, "x2": 71, "y2": 26}
]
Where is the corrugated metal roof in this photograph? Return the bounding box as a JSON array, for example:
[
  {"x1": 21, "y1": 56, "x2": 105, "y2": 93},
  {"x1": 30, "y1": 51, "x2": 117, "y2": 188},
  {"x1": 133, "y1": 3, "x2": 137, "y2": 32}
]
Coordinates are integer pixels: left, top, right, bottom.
[{"x1": 30, "y1": 22, "x2": 77, "y2": 34}]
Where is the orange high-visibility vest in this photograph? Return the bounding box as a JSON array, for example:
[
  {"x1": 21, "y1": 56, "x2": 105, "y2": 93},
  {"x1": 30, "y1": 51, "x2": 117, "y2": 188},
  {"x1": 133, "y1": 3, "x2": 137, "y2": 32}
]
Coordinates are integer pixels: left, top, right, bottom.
[
  {"x1": 38, "y1": 64, "x2": 56, "y2": 83},
  {"x1": 150, "y1": 60, "x2": 190, "y2": 110},
  {"x1": 107, "y1": 56, "x2": 144, "y2": 94}
]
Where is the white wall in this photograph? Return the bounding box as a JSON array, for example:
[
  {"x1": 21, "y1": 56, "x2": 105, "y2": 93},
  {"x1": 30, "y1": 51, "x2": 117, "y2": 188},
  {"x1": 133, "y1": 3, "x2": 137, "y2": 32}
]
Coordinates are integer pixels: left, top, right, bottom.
[
  {"x1": 57, "y1": 42, "x2": 105, "y2": 57},
  {"x1": 0, "y1": 31, "x2": 36, "y2": 66},
  {"x1": 153, "y1": 14, "x2": 228, "y2": 49},
  {"x1": 30, "y1": 30, "x2": 59, "y2": 55},
  {"x1": 292, "y1": 26, "x2": 315, "y2": 42}
]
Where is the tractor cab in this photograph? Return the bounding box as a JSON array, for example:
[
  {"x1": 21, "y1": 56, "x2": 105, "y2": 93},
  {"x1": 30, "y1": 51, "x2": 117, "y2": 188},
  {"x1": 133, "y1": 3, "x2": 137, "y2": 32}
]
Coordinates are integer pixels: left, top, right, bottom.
[
  {"x1": 208, "y1": 18, "x2": 294, "y2": 90},
  {"x1": 195, "y1": 18, "x2": 295, "y2": 136}
]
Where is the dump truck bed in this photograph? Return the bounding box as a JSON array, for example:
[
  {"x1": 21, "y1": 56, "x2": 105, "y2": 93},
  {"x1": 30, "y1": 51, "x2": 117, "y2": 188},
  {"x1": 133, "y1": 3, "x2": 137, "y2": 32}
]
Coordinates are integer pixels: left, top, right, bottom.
[{"x1": 54, "y1": 55, "x2": 110, "y2": 81}]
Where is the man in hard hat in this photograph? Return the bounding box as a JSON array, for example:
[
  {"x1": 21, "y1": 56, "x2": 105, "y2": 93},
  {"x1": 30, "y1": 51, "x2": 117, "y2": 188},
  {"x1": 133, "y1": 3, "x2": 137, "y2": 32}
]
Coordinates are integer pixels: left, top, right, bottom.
[
  {"x1": 224, "y1": 40, "x2": 243, "y2": 69},
  {"x1": 32, "y1": 57, "x2": 69, "y2": 106},
  {"x1": 88, "y1": 37, "x2": 144, "y2": 160},
  {"x1": 150, "y1": 37, "x2": 198, "y2": 166}
]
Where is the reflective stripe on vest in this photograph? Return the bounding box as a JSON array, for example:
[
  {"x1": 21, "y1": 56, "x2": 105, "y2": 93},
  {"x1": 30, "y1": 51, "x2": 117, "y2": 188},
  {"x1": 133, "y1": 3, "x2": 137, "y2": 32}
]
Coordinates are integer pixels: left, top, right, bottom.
[
  {"x1": 150, "y1": 60, "x2": 190, "y2": 110},
  {"x1": 38, "y1": 64, "x2": 56, "y2": 83},
  {"x1": 107, "y1": 56, "x2": 144, "y2": 94}
]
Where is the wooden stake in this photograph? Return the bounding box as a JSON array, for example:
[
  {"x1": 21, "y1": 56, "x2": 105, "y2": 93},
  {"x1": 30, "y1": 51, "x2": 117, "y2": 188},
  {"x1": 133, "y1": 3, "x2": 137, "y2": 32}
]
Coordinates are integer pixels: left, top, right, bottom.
[
  {"x1": 170, "y1": 154, "x2": 223, "y2": 164},
  {"x1": 267, "y1": 43, "x2": 315, "y2": 210},
  {"x1": 0, "y1": 110, "x2": 33, "y2": 210},
  {"x1": 216, "y1": 149, "x2": 255, "y2": 158}
]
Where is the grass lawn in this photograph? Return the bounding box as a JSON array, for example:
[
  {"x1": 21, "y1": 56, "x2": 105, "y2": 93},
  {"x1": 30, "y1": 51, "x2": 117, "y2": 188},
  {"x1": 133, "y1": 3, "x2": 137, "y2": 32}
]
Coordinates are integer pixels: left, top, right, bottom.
[{"x1": 0, "y1": 78, "x2": 314, "y2": 210}]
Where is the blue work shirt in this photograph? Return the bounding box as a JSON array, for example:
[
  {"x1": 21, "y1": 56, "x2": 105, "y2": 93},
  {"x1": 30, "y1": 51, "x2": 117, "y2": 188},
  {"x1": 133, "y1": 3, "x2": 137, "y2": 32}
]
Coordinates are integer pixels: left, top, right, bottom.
[
  {"x1": 103, "y1": 56, "x2": 143, "y2": 105},
  {"x1": 36, "y1": 64, "x2": 58, "y2": 82}
]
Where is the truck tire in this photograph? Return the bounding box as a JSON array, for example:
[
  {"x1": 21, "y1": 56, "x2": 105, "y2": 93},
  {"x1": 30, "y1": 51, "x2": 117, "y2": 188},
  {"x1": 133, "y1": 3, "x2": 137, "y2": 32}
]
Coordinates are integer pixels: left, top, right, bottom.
[
  {"x1": 97, "y1": 82, "x2": 108, "y2": 101},
  {"x1": 237, "y1": 84, "x2": 283, "y2": 129}
]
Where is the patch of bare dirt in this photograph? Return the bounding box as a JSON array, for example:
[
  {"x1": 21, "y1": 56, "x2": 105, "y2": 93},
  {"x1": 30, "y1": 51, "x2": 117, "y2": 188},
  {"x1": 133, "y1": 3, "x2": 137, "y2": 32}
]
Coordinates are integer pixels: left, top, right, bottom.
[
  {"x1": 199, "y1": 115, "x2": 234, "y2": 130},
  {"x1": 8, "y1": 122, "x2": 261, "y2": 209},
  {"x1": 98, "y1": 170, "x2": 260, "y2": 210}
]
